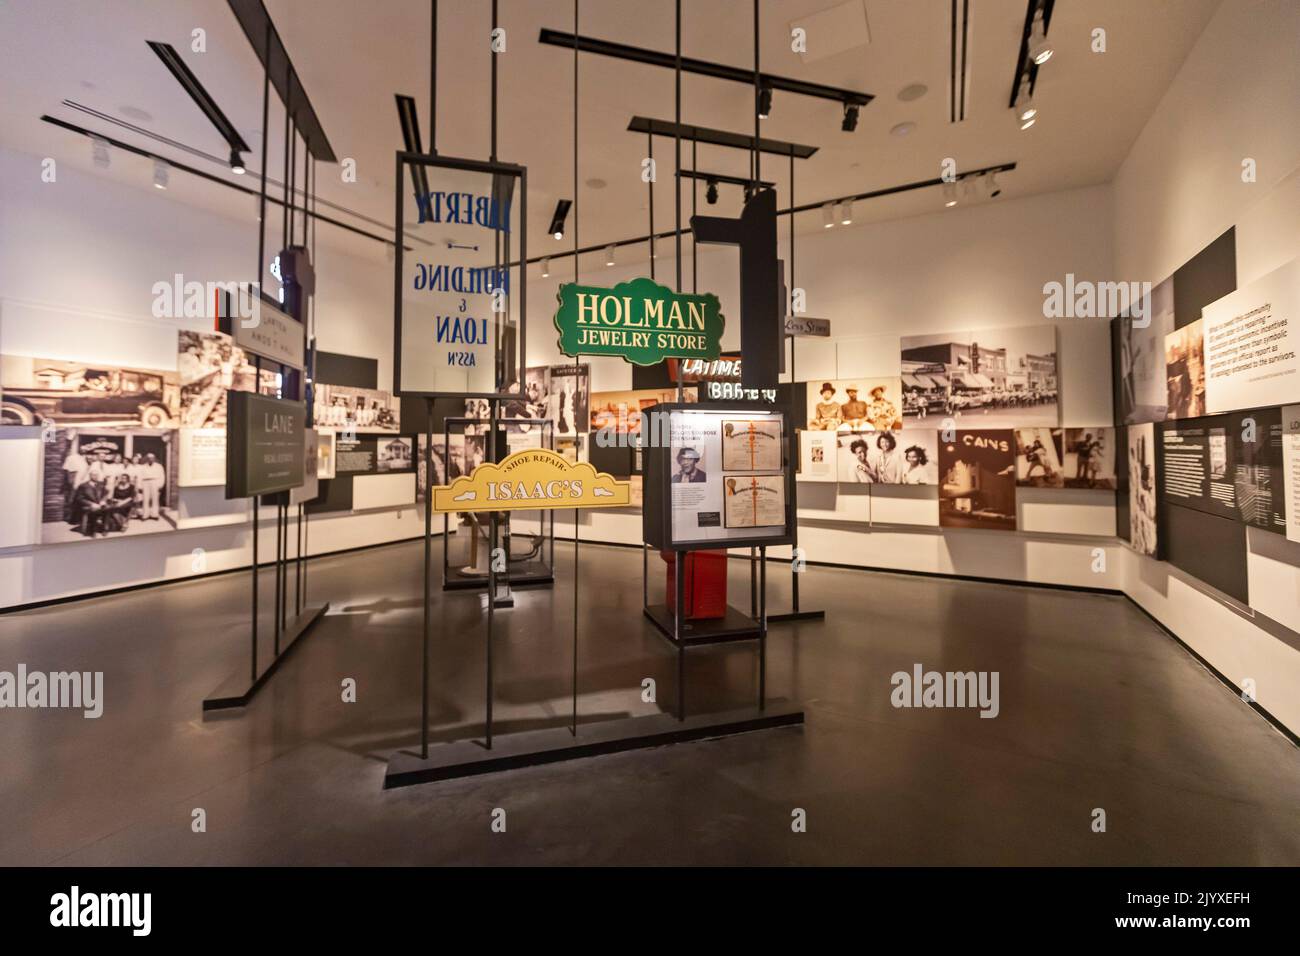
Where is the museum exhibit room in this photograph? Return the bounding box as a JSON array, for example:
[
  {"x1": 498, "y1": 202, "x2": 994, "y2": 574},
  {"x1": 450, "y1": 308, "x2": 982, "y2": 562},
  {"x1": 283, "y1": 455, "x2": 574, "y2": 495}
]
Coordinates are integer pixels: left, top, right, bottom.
[{"x1": 0, "y1": 0, "x2": 1298, "y2": 921}]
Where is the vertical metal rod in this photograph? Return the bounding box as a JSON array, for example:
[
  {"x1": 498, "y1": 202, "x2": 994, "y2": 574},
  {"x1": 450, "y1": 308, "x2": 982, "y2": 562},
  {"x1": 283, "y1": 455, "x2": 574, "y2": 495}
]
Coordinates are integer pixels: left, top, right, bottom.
[
  {"x1": 647, "y1": 132, "x2": 654, "y2": 281},
  {"x1": 759, "y1": 546, "x2": 768, "y2": 710},
  {"x1": 573, "y1": 0, "x2": 578, "y2": 278},
  {"x1": 674, "y1": 0, "x2": 683, "y2": 404},
  {"x1": 691, "y1": 138, "x2": 697, "y2": 294},
  {"x1": 490, "y1": 0, "x2": 498, "y2": 161},
  {"x1": 282, "y1": 91, "x2": 290, "y2": 250},
  {"x1": 750, "y1": 547, "x2": 757, "y2": 618},
  {"x1": 789, "y1": 149, "x2": 799, "y2": 614},
  {"x1": 295, "y1": 503, "x2": 302, "y2": 616},
  {"x1": 275, "y1": 502, "x2": 283, "y2": 650},
  {"x1": 280, "y1": 501, "x2": 288, "y2": 631},
  {"x1": 753, "y1": 0, "x2": 761, "y2": 189},
  {"x1": 255, "y1": 23, "x2": 269, "y2": 294},
  {"x1": 485, "y1": 397, "x2": 498, "y2": 749},
  {"x1": 421, "y1": 397, "x2": 433, "y2": 759},
  {"x1": 251, "y1": 354, "x2": 262, "y2": 680},
  {"x1": 487, "y1": 511, "x2": 495, "y2": 750},
  {"x1": 288, "y1": 123, "x2": 296, "y2": 246},
  {"x1": 577, "y1": 512, "x2": 582, "y2": 738},
  {"x1": 429, "y1": 0, "x2": 438, "y2": 155},
  {"x1": 675, "y1": 549, "x2": 685, "y2": 721},
  {"x1": 273, "y1": 497, "x2": 282, "y2": 656}
]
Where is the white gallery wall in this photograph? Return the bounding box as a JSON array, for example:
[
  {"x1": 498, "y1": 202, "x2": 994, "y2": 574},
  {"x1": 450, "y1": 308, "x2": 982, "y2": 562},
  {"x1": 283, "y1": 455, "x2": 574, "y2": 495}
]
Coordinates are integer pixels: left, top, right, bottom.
[
  {"x1": 0, "y1": 145, "x2": 416, "y2": 607},
  {"x1": 1110, "y1": 0, "x2": 1300, "y2": 732}
]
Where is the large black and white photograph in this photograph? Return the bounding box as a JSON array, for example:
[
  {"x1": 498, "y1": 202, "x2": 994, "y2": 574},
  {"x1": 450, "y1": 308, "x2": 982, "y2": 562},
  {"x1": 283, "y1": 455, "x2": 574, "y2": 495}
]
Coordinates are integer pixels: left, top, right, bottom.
[
  {"x1": 177, "y1": 330, "x2": 275, "y2": 429},
  {"x1": 837, "y1": 429, "x2": 938, "y2": 484},
  {"x1": 938, "y1": 430, "x2": 1018, "y2": 530},
  {"x1": 42, "y1": 428, "x2": 178, "y2": 542},
  {"x1": 315, "y1": 383, "x2": 401, "y2": 433},
  {"x1": 901, "y1": 325, "x2": 1058, "y2": 428},
  {"x1": 1127, "y1": 423, "x2": 1159, "y2": 555},
  {"x1": 1115, "y1": 277, "x2": 1175, "y2": 425},
  {"x1": 1, "y1": 354, "x2": 179, "y2": 428}
]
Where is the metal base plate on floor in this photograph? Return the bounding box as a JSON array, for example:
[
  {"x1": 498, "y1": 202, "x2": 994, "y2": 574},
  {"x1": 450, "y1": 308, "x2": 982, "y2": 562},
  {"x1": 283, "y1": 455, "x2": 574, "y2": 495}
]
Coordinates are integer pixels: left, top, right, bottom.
[
  {"x1": 383, "y1": 701, "x2": 804, "y2": 788},
  {"x1": 202, "y1": 603, "x2": 329, "y2": 712},
  {"x1": 643, "y1": 603, "x2": 761, "y2": 646},
  {"x1": 768, "y1": 609, "x2": 826, "y2": 623},
  {"x1": 443, "y1": 559, "x2": 553, "y2": 592}
]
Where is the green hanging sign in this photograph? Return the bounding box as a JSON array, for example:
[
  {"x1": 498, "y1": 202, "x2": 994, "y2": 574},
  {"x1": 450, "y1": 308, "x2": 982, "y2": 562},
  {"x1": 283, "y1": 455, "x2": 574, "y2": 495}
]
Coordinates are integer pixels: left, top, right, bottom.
[{"x1": 554, "y1": 276, "x2": 725, "y2": 366}]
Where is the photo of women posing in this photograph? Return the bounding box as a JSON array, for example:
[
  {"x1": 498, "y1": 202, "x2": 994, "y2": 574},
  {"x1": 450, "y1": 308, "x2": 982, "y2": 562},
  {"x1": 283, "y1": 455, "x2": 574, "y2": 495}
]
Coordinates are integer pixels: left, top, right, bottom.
[{"x1": 837, "y1": 429, "x2": 938, "y2": 484}]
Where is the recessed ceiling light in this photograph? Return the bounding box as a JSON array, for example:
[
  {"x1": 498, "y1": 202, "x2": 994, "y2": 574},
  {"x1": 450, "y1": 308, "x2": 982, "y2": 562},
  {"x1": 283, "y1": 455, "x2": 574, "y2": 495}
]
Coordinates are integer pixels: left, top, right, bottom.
[
  {"x1": 890, "y1": 121, "x2": 916, "y2": 137},
  {"x1": 897, "y1": 83, "x2": 928, "y2": 102},
  {"x1": 120, "y1": 105, "x2": 154, "y2": 122},
  {"x1": 585, "y1": 177, "x2": 607, "y2": 189}
]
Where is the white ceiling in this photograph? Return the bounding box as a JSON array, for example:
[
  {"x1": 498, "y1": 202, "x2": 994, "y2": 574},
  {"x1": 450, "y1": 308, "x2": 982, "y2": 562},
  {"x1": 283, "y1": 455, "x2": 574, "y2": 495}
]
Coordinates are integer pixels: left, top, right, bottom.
[{"x1": 0, "y1": 0, "x2": 1222, "y2": 270}]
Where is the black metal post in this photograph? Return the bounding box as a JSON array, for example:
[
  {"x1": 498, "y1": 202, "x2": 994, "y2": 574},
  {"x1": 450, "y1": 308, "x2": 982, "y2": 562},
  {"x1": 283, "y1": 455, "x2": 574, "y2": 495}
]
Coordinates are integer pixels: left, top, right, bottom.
[
  {"x1": 273, "y1": 499, "x2": 282, "y2": 655},
  {"x1": 750, "y1": 547, "x2": 758, "y2": 618},
  {"x1": 759, "y1": 546, "x2": 767, "y2": 710},
  {"x1": 675, "y1": 549, "x2": 685, "y2": 721},
  {"x1": 577, "y1": 509, "x2": 582, "y2": 738},
  {"x1": 421, "y1": 397, "x2": 433, "y2": 759},
  {"x1": 485, "y1": 396, "x2": 498, "y2": 749}
]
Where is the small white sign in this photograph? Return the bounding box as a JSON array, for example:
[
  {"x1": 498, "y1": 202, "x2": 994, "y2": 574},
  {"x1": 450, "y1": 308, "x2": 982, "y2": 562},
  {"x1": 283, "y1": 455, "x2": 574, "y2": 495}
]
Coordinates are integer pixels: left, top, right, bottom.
[{"x1": 232, "y1": 296, "x2": 305, "y2": 370}]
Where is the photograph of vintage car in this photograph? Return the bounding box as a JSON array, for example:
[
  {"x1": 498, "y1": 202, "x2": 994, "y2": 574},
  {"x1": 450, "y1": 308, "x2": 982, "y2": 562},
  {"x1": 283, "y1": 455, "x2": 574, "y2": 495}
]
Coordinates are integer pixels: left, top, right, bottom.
[{"x1": 1, "y1": 355, "x2": 179, "y2": 428}]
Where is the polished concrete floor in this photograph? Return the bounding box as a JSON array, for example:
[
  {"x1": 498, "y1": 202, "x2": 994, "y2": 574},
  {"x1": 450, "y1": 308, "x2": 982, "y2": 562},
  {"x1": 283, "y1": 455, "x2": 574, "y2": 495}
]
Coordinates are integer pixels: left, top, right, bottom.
[{"x1": 2, "y1": 537, "x2": 1299, "y2": 866}]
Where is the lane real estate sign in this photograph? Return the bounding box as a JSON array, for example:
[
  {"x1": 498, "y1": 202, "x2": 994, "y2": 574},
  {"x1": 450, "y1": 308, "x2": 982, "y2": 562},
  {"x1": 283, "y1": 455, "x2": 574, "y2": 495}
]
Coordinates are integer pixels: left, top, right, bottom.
[
  {"x1": 554, "y1": 277, "x2": 724, "y2": 366},
  {"x1": 225, "y1": 391, "x2": 306, "y2": 498}
]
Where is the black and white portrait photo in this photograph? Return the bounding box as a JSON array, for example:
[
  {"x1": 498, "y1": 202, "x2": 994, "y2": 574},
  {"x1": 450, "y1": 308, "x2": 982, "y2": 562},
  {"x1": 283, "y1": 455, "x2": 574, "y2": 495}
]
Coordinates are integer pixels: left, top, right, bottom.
[{"x1": 671, "y1": 445, "x2": 707, "y2": 483}]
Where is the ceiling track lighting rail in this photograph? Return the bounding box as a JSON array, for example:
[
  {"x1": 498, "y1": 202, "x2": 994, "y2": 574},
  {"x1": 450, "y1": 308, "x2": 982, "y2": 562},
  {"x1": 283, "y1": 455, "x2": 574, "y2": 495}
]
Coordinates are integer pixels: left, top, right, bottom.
[
  {"x1": 146, "y1": 40, "x2": 250, "y2": 172},
  {"x1": 394, "y1": 94, "x2": 431, "y2": 200},
  {"x1": 677, "y1": 169, "x2": 775, "y2": 190},
  {"x1": 1007, "y1": 0, "x2": 1055, "y2": 110},
  {"x1": 949, "y1": 0, "x2": 972, "y2": 123},
  {"x1": 539, "y1": 28, "x2": 872, "y2": 109},
  {"x1": 226, "y1": 0, "x2": 337, "y2": 162},
  {"x1": 523, "y1": 161, "x2": 1016, "y2": 268},
  {"x1": 40, "y1": 114, "x2": 412, "y2": 251},
  {"x1": 628, "y1": 117, "x2": 818, "y2": 159}
]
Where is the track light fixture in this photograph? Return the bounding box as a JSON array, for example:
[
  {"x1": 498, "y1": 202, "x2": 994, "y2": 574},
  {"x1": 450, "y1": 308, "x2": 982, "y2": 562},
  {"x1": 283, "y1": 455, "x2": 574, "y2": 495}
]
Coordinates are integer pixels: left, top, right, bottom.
[
  {"x1": 1027, "y1": 8, "x2": 1053, "y2": 66},
  {"x1": 1020, "y1": 115, "x2": 1036, "y2": 131},
  {"x1": 1017, "y1": 96, "x2": 1036, "y2": 123},
  {"x1": 841, "y1": 102, "x2": 859, "y2": 132},
  {"x1": 605, "y1": 244, "x2": 616, "y2": 267},
  {"x1": 757, "y1": 84, "x2": 772, "y2": 119},
  {"x1": 549, "y1": 198, "x2": 572, "y2": 240},
  {"x1": 822, "y1": 202, "x2": 834, "y2": 228},
  {"x1": 986, "y1": 173, "x2": 1002, "y2": 198},
  {"x1": 152, "y1": 158, "x2": 169, "y2": 189},
  {"x1": 229, "y1": 148, "x2": 245, "y2": 175},
  {"x1": 91, "y1": 136, "x2": 110, "y2": 169},
  {"x1": 943, "y1": 182, "x2": 958, "y2": 207},
  {"x1": 705, "y1": 179, "x2": 719, "y2": 205},
  {"x1": 540, "y1": 257, "x2": 550, "y2": 278},
  {"x1": 839, "y1": 201, "x2": 852, "y2": 225}
]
